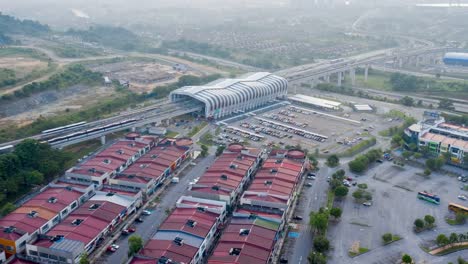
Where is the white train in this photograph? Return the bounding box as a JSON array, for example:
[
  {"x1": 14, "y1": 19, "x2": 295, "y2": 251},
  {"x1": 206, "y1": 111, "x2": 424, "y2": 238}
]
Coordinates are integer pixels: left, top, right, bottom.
[
  {"x1": 42, "y1": 122, "x2": 87, "y2": 135},
  {"x1": 47, "y1": 119, "x2": 139, "y2": 144}
]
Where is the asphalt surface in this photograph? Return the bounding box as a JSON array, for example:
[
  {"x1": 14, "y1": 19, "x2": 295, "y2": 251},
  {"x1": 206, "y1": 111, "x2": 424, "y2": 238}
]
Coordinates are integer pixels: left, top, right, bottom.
[
  {"x1": 328, "y1": 161, "x2": 468, "y2": 264},
  {"x1": 283, "y1": 164, "x2": 334, "y2": 263},
  {"x1": 96, "y1": 154, "x2": 216, "y2": 264}
]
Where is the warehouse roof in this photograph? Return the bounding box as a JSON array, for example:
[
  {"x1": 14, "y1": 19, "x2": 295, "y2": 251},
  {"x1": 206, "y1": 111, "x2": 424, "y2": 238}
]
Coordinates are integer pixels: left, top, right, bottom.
[{"x1": 288, "y1": 94, "x2": 341, "y2": 109}]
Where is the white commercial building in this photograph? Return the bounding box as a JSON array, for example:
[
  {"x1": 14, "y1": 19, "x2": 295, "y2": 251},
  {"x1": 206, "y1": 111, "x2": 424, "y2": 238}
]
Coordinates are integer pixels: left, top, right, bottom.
[
  {"x1": 288, "y1": 94, "x2": 341, "y2": 110},
  {"x1": 169, "y1": 72, "x2": 288, "y2": 119}
]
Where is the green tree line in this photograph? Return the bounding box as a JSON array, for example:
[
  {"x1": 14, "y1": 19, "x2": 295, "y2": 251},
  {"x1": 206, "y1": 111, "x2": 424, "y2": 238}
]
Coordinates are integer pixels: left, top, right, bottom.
[
  {"x1": 0, "y1": 68, "x2": 16, "y2": 87},
  {"x1": 0, "y1": 12, "x2": 49, "y2": 36},
  {"x1": 0, "y1": 139, "x2": 73, "y2": 214}
]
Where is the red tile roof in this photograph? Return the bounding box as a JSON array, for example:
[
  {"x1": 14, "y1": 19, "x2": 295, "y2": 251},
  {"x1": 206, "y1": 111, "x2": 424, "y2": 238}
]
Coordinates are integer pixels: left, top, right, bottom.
[
  {"x1": 190, "y1": 152, "x2": 258, "y2": 195},
  {"x1": 121, "y1": 145, "x2": 186, "y2": 180},
  {"x1": 241, "y1": 157, "x2": 304, "y2": 206},
  {"x1": 71, "y1": 139, "x2": 149, "y2": 178},
  {"x1": 136, "y1": 239, "x2": 198, "y2": 264},
  {"x1": 0, "y1": 186, "x2": 83, "y2": 241},
  {"x1": 208, "y1": 219, "x2": 277, "y2": 264},
  {"x1": 159, "y1": 208, "x2": 219, "y2": 238},
  {"x1": 37, "y1": 200, "x2": 125, "y2": 247}
]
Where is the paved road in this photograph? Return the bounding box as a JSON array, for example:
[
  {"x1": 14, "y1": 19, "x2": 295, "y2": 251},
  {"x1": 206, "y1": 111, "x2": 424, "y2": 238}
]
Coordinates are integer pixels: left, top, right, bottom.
[
  {"x1": 96, "y1": 154, "x2": 216, "y2": 264},
  {"x1": 284, "y1": 164, "x2": 333, "y2": 263}
]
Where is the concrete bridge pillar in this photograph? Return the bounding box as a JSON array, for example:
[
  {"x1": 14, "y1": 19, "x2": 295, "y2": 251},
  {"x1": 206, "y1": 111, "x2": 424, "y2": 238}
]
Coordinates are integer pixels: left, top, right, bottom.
[
  {"x1": 364, "y1": 65, "x2": 369, "y2": 82},
  {"x1": 415, "y1": 56, "x2": 420, "y2": 67},
  {"x1": 131, "y1": 127, "x2": 136, "y2": 132},
  {"x1": 100, "y1": 135, "x2": 106, "y2": 145},
  {"x1": 325, "y1": 75, "x2": 330, "y2": 83},
  {"x1": 350, "y1": 68, "x2": 356, "y2": 86},
  {"x1": 337, "y1": 72, "x2": 342, "y2": 86}
]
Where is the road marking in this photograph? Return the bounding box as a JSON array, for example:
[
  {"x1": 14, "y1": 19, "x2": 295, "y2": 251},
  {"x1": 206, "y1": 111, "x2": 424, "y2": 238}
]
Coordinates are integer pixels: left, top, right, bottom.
[{"x1": 299, "y1": 255, "x2": 303, "y2": 264}]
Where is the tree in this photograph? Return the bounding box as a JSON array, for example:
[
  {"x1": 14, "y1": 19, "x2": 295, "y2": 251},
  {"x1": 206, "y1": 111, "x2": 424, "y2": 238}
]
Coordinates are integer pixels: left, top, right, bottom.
[
  {"x1": 0, "y1": 202, "x2": 16, "y2": 216},
  {"x1": 308, "y1": 154, "x2": 319, "y2": 168},
  {"x1": 423, "y1": 168, "x2": 431, "y2": 176},
  {"x1": 424, "y1": 215, "x2": 435, "y2": 227},
  {"x1": 334, "y1": 186, "x2": 349, "y2": 199},
  {"x1": 458, "y1": 257, "x2": 468, "y2": 264},
  {"x1": 382, "y1": 233, "x2": 393, "y2": 244},
  {"x1": 400, "y1": 96, "x2": 414, "y2": 107},
  {"x1": 309, "y1": 211, "x2": 329, "y2": 234},
  {"x1": 200, "y1": 145, "x2": 209, "y2": 157},
  {"x1": 402, "y1": 254, "x2": 412, "y2": 264},
  {"x1": 402, "y1": 151, "x2": 413, "y2": 159},
  {"x1": 391, "y1": 134, "x2": 403, "y2": 146},
  {"x1": 25, "y1": 170, "x2": 44, "y2": 186},
  {"x1": 426, "y1": 157, "x2": 445, "y2": 171},
  {"x1": 438, "y1": 98, "x2": 455, "y2": 111},
  {"x1": 436, "y1": 234, "x2": 449, "y2": 247},
  {"x1": 329, "y1": 179, "x2": 342, "y2": 190},
  {"x1": 313, "y1": 236, "x2": 330, "y2": 253},
  {"x1": 449, "y1": 233, "x2": 459, "y2": 244},
  {"x1": 79, "y1": 253, "x2": 90, "y2": 264},
  {"x1": 414, "y1": 218, "x2": 424, "y2": 229},
  {"x1": 215, "y1": 145, "x2": 225, "y2": 157},
  {"x1": 352, "y1": 190, "x2": 363, "y2": 200},
  {"x1": 128, "y1": 235, "x2": 143, "y2": 256},
  {"x1": 455, "y1": 212, "x2": 466, "y2": 224},
  {"x1": 308, "y1": 251, "x2": 327, "y2": 264},
  {"x1": 357, "y1": 183, "x2": 368, "y2": 189},
  {"x1": 326, "y1": 155, "x2": 339, "y2": 167},
  {"x1": 330, "y1": 207, "x2": 342, "y2": 219},
  {"x1": 348, "y1": 158, "x2": 367, "y2": 173}
]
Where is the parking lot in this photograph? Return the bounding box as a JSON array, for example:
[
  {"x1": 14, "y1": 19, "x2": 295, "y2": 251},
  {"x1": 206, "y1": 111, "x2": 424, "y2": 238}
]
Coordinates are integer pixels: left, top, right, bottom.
[
  {"x1": 328, "y1": 161, "x2": 468, "y2": 264},
  {"x1": 218, "y1": 103, "x2": 403, "y2": 153}
]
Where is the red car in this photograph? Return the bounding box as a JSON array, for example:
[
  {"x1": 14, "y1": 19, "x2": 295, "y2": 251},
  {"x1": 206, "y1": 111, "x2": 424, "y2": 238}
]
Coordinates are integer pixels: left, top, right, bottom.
[
  {"x1": 107, "y1": 244, "x2": 119, "y2": 252},
  {"x1": 122, "y1": 227, "x2": 136, "y2": 235},
  {"x1": 346, "y1": 177, "x2": 353, "y2": 181}
]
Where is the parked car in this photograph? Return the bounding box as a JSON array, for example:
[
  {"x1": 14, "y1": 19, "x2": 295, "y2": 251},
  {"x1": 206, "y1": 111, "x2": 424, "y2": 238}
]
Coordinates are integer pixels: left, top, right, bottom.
[
  {"x1": 293, "y1": 215, "x2": 303, "y2": 220},
  {"x1": 305, "y1": 182, "x2": 313, "y2": 187},
  {"x1": 107, "y1": 244, "x2": 119, "y2": 252},
  {"x1": 307, "y1": 176, "x2": 316, "y2": 180},
  {"x1": 363, "y1": 201, "x2": 372, "y2": 206},
  {"x1": 458, "y1": 195, "x2": 467, "y2": 201},
  {"x1": 280, "y1": 257, "x2": 289, "y2": 263},
  {"x1": 135, "y1": 217, "x2": 144, "y2": 223},
  {"x1": 308, "y1": 173, "x2": 316, "y2": 177},
  {"x1": 142, "y1": 210, "x2": 152, "y2": 216}
]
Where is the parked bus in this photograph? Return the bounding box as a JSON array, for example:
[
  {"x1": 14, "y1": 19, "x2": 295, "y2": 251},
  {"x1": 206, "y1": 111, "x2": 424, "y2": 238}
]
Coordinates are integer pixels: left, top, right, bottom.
[
  {"x1": 448, "y1": 203, "x2": 468, "y2": 214},
  {"x1": 417, "y1": 191, "x2": 440, "y2": 205}
]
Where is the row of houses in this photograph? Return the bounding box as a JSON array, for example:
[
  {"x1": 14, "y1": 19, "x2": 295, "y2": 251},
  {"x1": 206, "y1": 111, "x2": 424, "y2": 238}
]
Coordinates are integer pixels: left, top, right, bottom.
[
  {"x1": 131, "y1": 143, "x2": 307, "y2": 264},
  {"x1": 404, "y1": 111, "x2": 467, "y2": 166},
  {"x1": 0, "y1": 134, "x2": 195, "y2": 264}
]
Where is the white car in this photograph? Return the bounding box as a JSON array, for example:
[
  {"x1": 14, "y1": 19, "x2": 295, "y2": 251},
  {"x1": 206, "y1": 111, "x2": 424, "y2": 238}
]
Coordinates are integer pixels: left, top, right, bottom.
[
  {"x1": 142, "y1": 210, "x2": 152, "y2": 215},
  {"x1": 458, "y1": 195, "x2": 467, "y2": 201},
  {"x1": 363, "y1": 201, "x2": 372, "y2": 206}
]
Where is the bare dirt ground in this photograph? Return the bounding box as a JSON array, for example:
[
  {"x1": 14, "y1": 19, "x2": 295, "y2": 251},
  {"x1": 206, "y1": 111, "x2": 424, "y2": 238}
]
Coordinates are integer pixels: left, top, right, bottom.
[
  {"x1": 89, "y1": 60, "x2": 199, "y2": 93},
  {"x1": 0, "y1": 57, "x2": 48, "y2": 79},
  {"x1": 0, "y1": 84, "x2": 116, "y2": 127}
]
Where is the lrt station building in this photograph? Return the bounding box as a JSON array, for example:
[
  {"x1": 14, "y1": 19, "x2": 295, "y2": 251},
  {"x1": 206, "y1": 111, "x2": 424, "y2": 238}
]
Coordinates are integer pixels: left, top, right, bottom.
[
  {"x1": 170, "y1": 72, "x2": 288, "y2": 119},
  {"x1": 405, "y1": 111, "x2": 467, "y2": 167}
]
